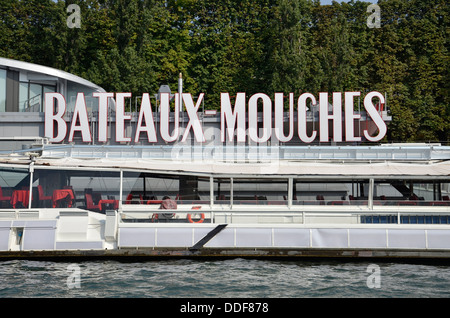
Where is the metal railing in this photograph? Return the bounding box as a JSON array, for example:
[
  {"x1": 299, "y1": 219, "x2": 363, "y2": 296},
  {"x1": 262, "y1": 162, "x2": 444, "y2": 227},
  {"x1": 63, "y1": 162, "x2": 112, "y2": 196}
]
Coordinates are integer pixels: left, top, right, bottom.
[
  {"x1": 117, "y1": 205, "x2": 450, "y2": 225},
  {"x1": 39, "y1": 143, "x2": 450, "y2": 161}
]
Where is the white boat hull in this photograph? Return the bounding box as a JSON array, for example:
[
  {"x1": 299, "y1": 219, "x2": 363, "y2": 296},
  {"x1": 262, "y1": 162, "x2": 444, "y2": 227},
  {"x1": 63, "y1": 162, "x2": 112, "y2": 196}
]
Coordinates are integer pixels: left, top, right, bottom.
[{"x1": 2, "y1": 208, "x2": 450, "y2": 260}]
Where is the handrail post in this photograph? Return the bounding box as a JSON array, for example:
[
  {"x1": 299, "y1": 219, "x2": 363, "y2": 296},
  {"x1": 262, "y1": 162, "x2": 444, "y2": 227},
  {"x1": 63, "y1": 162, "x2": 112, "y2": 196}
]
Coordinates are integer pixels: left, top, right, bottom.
[
  {"x1": 230, "y1": 177, "x2": 233, "y2": 209},
  {"x1": 28, "y1": 162, "x2": 34, "y2": 209},
  {"x1": 368, "y1": 178, "x2": 374, "y2": 210},
  {"x1": 288, "y1": 177, "x2": 293, "y2": 208},
  {"x1": 209, "y1": 176, "x2": 213, "y2": 207},
  {"x1": 210, "y1": 176, "x2": 214, "y2": 223},
  {"x1": 119, "y1": 169, "x2": 123, "y2": 213}
]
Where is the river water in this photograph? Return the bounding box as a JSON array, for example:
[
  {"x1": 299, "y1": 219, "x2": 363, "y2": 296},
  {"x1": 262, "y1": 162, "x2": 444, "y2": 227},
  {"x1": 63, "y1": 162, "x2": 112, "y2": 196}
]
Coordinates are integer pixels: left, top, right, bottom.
[{"x1": 1, "y1": 258, "x2": 449, "y2": 299}]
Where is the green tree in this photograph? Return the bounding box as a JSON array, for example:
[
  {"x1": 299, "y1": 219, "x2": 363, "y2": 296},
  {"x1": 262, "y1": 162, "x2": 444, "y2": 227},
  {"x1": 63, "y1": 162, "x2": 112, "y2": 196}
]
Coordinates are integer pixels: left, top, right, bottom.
[
  {"x1": 0, "y1": 0, "x2": 447, "y2": 142},
  {"x1": 265, "y1": 0, "x2": 312, "y2": 96}
]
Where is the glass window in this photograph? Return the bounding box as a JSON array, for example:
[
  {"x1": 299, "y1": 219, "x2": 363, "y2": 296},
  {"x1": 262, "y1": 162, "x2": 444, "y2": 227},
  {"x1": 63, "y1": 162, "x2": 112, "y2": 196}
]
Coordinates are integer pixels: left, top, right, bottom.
[
  {"x1": 121, "y1": 172, "x2": 212, "y2": 205},
  {"x1": 67, "y1": 81, "x2": 97, "y2": 113},
  {"x1": 375, "y1": 179, "x2": 450, "y2": 206},
  {"x1": 232, "y1": 178, "x2": 287, "y2": 205},
  {"x1": 213, "y1": 178, "x2": 231, "y2": 204},
  {"x1": 42, "y1": 85, "x2": 56, "y2": 112},
  {"x1": 122, "y1": 172, "x2": 180, "y2": 204},
  {"x1": 43, "y1": 85, "x2": 56, "y2": 96},
  {"x1": 19, "y1": 82, "x2": 56, "y2": 112},
  {"x1": 0, "y1": 167, "x2": 30, "y2": 209},
  {"x1": 28, "y1": 83, "x2": 42, "y2": 112},
  {"x1": 32, "y1": 169, "x2": 120, "y2": 212},
  {"x1": 293, "y1": 179, "x2": 369, "y2": 206},
  {"x1": 19, "y1": 82, "x2": 28, "y2": 112},
  {"x1": 0, "y1": 69, "x2": 6, "y2": 112}
]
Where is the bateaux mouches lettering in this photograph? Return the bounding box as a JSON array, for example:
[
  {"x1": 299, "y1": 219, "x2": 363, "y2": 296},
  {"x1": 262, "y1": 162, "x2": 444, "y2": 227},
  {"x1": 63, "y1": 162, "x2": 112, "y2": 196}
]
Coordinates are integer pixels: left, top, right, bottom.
[{"x1": 44, "y1": 91, "x2": 386, "y2": 144}]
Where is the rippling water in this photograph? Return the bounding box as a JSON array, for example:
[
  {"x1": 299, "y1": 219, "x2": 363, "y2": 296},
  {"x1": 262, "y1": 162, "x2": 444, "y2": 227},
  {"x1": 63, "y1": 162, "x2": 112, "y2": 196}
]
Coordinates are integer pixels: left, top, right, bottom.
[{"x1": 1, "y1": 258, "x2": 450, "y2": 298}]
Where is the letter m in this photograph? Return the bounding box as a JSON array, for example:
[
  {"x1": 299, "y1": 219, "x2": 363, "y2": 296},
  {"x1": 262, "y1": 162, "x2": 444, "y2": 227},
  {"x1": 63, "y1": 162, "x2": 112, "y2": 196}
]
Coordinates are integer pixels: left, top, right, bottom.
[{"x1": 221, "y1": 93, "x2": 246, "y2": 142}]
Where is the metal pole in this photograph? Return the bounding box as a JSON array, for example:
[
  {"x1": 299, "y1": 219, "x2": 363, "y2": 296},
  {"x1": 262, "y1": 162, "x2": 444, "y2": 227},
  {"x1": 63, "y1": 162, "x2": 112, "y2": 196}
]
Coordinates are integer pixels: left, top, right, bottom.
[
  {"x1": 28, "y1": 162, "x2": 34, "y2": 209},
  {"x1": 119, "y1": 169, "x2": 123, "y2": 212},
  {"x1": 178, "y1": 73, "x2": 183, "y2": 113},
  {"x1": 368, "y1": 178, "x2": 374, "y2": 210},
  {"x1": 230, "y1": 177, "x2": 234, "y2": 209},
  {"x1": 210, "y1": 176, "x2": 214, "y2": 223},
  {"x1": 209, "y1": 176, "x2": 214, "y2": 207},
  {"x1": 288, "y1": 177, "x2": 293, "y2": 208}
]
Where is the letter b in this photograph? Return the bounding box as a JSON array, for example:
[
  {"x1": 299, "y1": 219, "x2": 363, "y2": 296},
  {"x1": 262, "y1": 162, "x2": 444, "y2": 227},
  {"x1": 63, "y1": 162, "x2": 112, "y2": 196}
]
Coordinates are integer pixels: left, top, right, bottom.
[{"x1": 44, "y1": 93, "x2": 67, "y2": 143}]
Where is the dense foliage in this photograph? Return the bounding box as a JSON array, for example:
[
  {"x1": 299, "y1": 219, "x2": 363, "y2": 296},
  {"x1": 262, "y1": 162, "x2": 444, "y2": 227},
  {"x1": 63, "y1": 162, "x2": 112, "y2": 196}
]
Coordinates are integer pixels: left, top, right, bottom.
[{"x1": 0, "y1": 0, "x2": 448, "y2": 142}]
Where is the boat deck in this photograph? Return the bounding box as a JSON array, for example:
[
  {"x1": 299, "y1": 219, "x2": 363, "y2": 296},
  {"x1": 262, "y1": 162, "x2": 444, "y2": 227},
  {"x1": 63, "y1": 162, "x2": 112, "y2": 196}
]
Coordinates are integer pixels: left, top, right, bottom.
[{"x1": 0, "y1": 144, "x2": 448, "y2": 260}]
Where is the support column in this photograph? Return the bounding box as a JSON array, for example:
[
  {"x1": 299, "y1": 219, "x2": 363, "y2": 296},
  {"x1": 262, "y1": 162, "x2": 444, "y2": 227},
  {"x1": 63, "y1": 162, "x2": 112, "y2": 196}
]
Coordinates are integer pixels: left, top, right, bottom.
[
  {"x1": 368, "y1": 178, "x2": 374, "y2": 210},
  {"x1": 288, "y1": 177, "x2": 293, "y2": 208}
]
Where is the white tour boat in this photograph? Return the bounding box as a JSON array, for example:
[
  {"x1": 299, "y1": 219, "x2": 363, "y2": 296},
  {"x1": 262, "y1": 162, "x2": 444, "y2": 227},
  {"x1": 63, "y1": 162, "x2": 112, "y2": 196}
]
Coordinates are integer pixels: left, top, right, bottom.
[{"x1": 0, "y1": 57, "x2": 449, "y2": 260}]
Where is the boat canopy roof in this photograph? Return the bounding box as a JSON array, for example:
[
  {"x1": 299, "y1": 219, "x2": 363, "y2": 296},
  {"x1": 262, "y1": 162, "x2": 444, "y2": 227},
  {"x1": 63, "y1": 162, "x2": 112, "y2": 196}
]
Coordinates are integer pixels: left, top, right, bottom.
[
  {"x1": 0, "y1": 156, "x2": 447, "y2": 180},
  {"x1": 0, "y1": 57, "x2": 105, "y2": 92}
]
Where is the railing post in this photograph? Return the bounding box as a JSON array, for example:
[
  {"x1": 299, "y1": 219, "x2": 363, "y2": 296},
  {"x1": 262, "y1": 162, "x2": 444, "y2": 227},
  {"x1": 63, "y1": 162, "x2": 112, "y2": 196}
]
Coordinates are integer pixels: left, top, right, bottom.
[
  {"x1": 288, "y1": 177, "x2": 293, "y2": 208},
  {"x1": 230, "y1": 177, "x2": 233, "y2": 209},
  {"x1": 28, "y1": 162, "x2": 34, "y2": 209},
  {"x1": 368, "y1": 178, "x2": 374, "y2": 210},
  {"x1": 119, "y1": 169, "x2": 123, "y2": 212},
  {"x1": 209, "y1": 176, "x2": 213, "y2": 207},
  {"x1": 210, "y1": 176, "x2": 214, "y2": 223}
]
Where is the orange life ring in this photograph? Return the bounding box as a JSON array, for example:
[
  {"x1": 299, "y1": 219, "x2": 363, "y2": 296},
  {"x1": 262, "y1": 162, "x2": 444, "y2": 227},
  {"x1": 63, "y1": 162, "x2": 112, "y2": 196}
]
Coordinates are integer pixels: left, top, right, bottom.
[{"x1": 187, "y1": 213, "x2": 205, "y2": 223}]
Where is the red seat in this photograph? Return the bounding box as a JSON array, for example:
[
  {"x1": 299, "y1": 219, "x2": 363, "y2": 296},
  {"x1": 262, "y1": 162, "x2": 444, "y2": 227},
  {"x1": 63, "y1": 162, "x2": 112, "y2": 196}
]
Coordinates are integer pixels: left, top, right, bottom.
[
  {"x1": 11, "y1": 189, "x2": 30, "y2": 208},
  {"x1": 98, "y1": 199, "x2": 119, "y2": 211},
  {"x1": 126, "y1": 193, "x2": 144, "y2": 204},
  {"x1": 85, "y1": 193, "x2": 101, "y2": 211},
  {"x1": 147, "y1": 200, "x2": 163, "y2": 204},
  {"x1": 38, "y1": 185, "x2": 52, "y2": 206},
  {"x1": 126, "y1": 193, "x2": 133, "y2": 204},
  {"x1": 52, "y1": 189, "x2": 75, "y2": 208}
]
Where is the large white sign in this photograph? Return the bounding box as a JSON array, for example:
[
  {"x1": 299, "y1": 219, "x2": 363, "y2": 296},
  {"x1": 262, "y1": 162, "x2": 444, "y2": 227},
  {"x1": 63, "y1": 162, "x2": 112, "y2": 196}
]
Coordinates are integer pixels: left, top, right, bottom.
[{"x1": 44, "y1": 91, "x2": 386, "y2": 143}]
